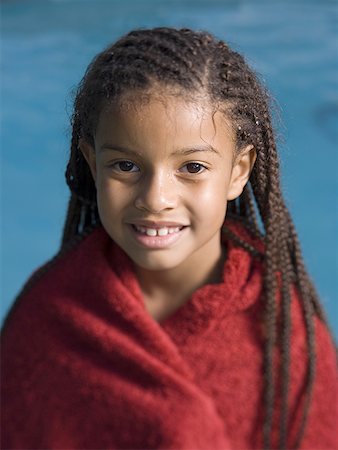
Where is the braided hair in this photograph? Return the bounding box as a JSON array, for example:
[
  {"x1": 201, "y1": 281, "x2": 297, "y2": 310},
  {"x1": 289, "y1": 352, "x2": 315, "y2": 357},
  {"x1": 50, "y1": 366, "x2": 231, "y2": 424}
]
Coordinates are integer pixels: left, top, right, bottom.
[{"x1": 61, "y1": 28, "x2": 336, "y2": 449}]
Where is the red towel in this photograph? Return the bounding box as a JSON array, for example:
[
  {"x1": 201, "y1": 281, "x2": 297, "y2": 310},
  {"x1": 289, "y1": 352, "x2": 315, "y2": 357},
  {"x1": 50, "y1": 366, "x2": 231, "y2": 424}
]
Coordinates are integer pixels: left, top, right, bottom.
[{"x1": 1, "y1": 220, "x2": 337, "y2": 449}]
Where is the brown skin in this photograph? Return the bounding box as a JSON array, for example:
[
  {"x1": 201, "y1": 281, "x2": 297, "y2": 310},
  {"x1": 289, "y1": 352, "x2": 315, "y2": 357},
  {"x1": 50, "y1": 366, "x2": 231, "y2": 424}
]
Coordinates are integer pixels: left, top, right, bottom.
[{"x1": 80, "y1": 91, "x2": 256, "y2": 321}]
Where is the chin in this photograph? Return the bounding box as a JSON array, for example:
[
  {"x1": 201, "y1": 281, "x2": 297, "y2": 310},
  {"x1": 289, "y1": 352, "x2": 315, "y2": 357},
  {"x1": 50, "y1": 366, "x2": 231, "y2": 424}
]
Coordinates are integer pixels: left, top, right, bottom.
[{"x1": 129, "y1": 251, "x2": 185, "y2": 272}]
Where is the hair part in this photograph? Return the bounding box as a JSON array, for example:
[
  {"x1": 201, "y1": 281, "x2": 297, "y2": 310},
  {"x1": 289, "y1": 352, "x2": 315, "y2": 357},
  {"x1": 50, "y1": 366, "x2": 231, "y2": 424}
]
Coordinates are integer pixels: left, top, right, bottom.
[{"x1": 58, "y1": 27, "x2": 337, "y2": 449}]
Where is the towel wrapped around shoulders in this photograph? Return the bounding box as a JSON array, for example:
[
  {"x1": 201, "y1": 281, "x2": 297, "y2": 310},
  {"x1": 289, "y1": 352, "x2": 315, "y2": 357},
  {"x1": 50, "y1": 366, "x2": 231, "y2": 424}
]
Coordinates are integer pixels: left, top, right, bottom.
[{"x1": 1, "y1": 220, "x2": 337, "y2": 449}]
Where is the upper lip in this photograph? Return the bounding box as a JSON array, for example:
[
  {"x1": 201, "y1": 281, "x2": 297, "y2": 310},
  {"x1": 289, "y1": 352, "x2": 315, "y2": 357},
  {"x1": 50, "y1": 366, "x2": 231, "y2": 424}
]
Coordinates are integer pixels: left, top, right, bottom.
[{"x1": 129, "y1": 220, "x2": 188, "y2": 229}]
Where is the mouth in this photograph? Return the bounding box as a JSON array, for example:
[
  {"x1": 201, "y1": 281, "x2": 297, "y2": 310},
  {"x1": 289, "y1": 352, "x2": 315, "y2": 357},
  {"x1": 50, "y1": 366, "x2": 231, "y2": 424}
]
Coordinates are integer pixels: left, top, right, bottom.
[
  {"x1": 128, "y1": 224, "x2": 188, "y2": 249},
  {"x1": 131, "y1": 224, "x2": 185, "y2": 236}
]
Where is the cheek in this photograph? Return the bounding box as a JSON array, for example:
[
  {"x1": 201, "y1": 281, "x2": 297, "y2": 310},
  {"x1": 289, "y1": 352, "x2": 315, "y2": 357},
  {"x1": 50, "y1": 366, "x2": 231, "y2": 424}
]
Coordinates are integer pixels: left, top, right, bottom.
[
  {"x1": 96, "y1": 178, "x2": 129, "y2": 214},
  {"x1": 188, "y1": 178, "x2": 229, "y2": 220},
  {"x1": 198, "y1": 172, "x2": 230, "y2": 201}
]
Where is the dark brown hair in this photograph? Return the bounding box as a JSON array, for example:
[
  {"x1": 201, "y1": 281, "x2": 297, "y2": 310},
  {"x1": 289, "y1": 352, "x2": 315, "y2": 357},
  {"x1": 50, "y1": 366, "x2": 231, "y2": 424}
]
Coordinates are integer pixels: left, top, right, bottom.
[{"x1": 61, "y1": 28, "x2": 336, "y2": 449}]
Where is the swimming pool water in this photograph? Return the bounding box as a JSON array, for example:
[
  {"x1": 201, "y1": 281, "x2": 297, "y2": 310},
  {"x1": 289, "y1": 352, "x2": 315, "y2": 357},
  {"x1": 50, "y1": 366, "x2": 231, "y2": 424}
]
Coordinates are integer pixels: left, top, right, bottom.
[{"x1": 1, "y1": 0, "x2": 337, "y2": 338}]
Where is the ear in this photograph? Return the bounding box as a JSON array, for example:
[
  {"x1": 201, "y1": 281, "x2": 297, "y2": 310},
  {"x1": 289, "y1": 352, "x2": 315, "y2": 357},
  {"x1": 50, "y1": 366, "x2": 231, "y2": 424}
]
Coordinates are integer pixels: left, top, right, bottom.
[
  {"x1": 227, "y1": 144, "x2": 257, "y2": 201},
  {"x1": 78, "y1": 138, "x2": 97, "y2": 183}
]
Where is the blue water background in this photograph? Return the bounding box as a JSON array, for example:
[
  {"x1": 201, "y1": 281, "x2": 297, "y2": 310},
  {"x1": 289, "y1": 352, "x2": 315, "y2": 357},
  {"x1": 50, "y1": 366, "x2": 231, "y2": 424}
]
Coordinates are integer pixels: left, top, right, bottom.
[{"x1": 1, "y1": 0, "x2": 337, "y2": 338}]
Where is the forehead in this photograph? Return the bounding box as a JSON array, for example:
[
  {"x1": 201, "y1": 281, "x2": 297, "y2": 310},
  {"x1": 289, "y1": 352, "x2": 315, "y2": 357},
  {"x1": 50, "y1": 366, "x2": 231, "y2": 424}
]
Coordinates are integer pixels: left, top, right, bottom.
[{"x1": 94, "y1": 91, "x2": 235, "y2": 154}]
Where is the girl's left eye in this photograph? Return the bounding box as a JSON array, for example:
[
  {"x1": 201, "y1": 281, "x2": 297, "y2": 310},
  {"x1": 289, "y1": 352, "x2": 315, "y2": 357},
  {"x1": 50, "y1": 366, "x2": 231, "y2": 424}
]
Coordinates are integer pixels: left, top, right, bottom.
[{"x1": 180, "y1": 163, "x2": 207, "y2": 174}]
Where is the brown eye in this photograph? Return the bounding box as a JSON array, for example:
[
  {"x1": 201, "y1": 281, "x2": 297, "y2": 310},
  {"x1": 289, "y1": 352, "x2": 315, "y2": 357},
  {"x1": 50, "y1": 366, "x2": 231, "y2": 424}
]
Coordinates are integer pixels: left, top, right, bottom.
[
  {"x1": 182, "y1": 163, "x2": 206, "y2": 174},
  {"x1": 113, "y1": 161, "x2": 139, "y2": 172}
]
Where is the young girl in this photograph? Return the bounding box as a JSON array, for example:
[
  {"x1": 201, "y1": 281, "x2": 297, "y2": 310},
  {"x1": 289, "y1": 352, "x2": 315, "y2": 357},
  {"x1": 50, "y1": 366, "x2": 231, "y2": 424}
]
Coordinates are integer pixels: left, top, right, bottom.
[{"x1": 1, "y1": 27, "x2": 337, "y2": 450}]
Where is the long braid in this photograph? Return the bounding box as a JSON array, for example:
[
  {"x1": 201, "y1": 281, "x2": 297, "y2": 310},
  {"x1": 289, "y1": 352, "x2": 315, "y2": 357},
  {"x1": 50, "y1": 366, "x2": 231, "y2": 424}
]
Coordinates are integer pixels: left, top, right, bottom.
[
  {"x1": 260, "y1": 167, "x2": 281, "y2": 449},
  {"x1": 62, "y1": 110, "x2": 99, "y2": 245},
  {"x1": 283, "y1": 206, "x2": 317, "y2": 449},
  {"x1": 53, "y1": 27, "x2": 337, "y2": 449},
  {"x1": 251, "y1": 107, "x2": 305, "y2": 448},
  {"x1": 61, "y1": 194, "x2": 80, "y2": 246},
  {"x1": 278, "y1": 207, "x2": 293, "y2": 449},
  {"x1": 261, "y1": 115, "x2": 292, "y2": 449}
]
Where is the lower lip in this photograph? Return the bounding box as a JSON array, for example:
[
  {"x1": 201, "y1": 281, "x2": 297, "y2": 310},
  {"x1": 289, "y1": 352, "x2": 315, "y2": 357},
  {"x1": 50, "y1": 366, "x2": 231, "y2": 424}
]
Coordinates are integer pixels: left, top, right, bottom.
[{"x1": 129, "y1": 225, "x2": 188, "y2": 249}]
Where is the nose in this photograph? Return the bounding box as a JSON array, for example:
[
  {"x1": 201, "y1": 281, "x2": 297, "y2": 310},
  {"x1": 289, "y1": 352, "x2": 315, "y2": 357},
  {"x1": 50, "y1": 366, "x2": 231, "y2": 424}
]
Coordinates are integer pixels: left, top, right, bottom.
[{"x1": 134, "y1": 169, "x2": 177, "y2": 213}]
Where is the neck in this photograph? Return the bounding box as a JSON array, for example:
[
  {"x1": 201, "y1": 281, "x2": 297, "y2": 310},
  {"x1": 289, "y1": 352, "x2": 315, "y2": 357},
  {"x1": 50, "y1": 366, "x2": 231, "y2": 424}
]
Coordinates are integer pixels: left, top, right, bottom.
[{"x1": 133, "y1": 239, "x2": 227, "y2": 317}]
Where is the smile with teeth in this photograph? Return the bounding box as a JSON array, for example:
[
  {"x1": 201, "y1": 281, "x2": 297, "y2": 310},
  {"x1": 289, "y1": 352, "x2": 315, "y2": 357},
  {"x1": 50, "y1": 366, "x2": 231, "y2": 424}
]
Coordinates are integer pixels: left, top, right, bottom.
[{"x1": 133, "y1": 225, "x2": 183, "y2": 236}]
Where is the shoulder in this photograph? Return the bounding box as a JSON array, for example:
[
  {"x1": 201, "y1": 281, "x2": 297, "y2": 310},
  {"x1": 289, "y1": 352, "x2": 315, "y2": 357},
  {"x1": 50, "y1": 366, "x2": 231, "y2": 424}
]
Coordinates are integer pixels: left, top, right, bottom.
[
  {"x1": 222, "y1": 216, "x2": 338, "y2": 446},
  {"x1": 287, "y1": 284, "x2": 338, "y2": 447},
  {"x1": 290, "y1": 283, "x2": 337, "y2": 379},
  {"x1": 1, "y1": 226, "x2": 109, "y2": 334}
]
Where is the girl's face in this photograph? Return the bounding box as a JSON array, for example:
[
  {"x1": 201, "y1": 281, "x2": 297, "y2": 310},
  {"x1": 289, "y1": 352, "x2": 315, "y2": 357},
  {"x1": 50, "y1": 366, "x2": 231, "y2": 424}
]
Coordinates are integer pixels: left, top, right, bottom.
[{"x1": 81, "y1": 92, "x2": 256, "y2": 273}]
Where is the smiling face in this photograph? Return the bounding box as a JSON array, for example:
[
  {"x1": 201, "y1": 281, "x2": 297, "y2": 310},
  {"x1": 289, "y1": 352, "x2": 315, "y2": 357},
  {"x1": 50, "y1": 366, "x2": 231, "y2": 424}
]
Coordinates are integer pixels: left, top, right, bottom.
[{"x1": 80, "y1": 91, "x2": 256, "y2": 274}]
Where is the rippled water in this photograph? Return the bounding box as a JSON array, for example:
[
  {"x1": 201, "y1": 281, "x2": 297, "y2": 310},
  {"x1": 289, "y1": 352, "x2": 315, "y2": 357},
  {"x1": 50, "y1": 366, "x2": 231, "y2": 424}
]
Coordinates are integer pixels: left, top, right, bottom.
[{"x1": 1, "y1": 0, "x2": 337, "y2": 337}]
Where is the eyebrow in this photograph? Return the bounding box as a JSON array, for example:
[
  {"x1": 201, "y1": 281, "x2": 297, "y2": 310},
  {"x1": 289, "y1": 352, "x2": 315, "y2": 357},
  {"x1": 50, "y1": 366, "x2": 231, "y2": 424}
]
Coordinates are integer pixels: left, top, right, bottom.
[{"x1": 100, "y1": 143, "x2": 221, "y2": 156}]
